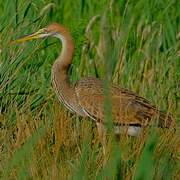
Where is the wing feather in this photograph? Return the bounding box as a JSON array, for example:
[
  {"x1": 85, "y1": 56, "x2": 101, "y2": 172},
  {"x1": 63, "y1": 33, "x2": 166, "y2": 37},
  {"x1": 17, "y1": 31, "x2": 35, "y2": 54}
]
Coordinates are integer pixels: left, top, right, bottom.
[{"x1": 75, "y1": 77, "x2": 159, "y2": 126}]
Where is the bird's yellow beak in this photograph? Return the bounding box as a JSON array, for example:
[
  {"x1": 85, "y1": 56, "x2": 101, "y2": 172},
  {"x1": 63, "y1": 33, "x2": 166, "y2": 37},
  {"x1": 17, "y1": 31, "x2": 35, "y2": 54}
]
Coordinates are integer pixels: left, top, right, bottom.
[{"x1": 11, "y1": 28, "x2": 45, "y2": 44}]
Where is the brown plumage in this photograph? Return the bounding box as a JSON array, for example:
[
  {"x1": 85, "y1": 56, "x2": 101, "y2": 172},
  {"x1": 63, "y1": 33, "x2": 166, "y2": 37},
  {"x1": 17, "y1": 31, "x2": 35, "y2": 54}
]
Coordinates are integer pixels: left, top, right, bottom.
[
  {"x1": 13, "y1": 22, "x2": 174, "y2": 137},
  {"x1": 75, "y1": 77, "x2": 173, "y2": 128}
]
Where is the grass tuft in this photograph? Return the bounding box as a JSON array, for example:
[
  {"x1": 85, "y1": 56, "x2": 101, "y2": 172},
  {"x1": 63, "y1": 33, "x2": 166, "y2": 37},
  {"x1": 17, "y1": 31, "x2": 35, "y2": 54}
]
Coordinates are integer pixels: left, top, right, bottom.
[{"x1": 0, "y1": 0, "x2": 179, "y2": 179}]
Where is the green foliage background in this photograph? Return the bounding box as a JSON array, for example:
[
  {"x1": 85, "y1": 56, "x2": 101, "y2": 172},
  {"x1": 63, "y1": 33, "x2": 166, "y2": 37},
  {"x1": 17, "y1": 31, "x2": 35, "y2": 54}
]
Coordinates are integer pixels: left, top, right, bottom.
[{"x1": 0, "y1": 0, "x2": 179, "y2": 179}]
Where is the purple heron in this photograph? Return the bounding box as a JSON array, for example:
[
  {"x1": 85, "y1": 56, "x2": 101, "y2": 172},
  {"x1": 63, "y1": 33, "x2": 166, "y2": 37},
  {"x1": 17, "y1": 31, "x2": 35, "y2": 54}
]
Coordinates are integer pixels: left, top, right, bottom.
[{"x1": 12, "y1": 23, "x2": 174, "y2": 140}]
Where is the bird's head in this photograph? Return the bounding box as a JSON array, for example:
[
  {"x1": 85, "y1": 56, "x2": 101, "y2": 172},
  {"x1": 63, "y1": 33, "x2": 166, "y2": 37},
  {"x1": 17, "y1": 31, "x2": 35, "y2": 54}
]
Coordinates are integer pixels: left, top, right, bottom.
[{"x1": 11, "y1": 23, "x2": 69, "y2": 44}]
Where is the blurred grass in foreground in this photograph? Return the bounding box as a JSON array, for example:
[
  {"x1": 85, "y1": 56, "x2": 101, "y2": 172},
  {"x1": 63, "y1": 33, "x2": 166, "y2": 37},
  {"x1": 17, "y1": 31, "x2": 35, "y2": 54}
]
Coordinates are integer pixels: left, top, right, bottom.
[{"x1": 0, "y1": 0, "x2": 179, "y2": 179}]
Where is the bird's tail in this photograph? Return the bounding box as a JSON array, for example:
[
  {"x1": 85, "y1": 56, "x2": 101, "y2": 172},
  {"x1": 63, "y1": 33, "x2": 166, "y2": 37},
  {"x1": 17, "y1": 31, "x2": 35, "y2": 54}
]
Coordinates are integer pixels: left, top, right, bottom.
[{"x1": 157, "y1": 111, "x2": 175, "y2": 128}]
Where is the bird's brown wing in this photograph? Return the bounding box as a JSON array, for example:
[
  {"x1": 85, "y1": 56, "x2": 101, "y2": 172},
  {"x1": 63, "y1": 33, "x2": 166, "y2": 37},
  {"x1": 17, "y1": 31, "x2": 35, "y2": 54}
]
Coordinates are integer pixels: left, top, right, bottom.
[{"x1": 75, "y1": 77, "x2": 161, "y2": 126}]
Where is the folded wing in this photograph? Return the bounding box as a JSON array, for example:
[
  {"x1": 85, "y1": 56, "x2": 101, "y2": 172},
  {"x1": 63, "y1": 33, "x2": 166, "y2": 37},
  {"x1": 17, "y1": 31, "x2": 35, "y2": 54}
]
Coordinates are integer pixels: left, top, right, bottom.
[{"x1": 75, "y1": 77, "x2": 172, "y2": 127}]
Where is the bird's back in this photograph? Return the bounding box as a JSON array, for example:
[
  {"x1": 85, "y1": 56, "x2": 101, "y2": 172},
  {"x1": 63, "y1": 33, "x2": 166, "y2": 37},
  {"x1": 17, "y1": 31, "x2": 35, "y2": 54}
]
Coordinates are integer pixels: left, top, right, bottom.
[{"x1": 75, "y1": 77, "x2": 173, "y2": 128}]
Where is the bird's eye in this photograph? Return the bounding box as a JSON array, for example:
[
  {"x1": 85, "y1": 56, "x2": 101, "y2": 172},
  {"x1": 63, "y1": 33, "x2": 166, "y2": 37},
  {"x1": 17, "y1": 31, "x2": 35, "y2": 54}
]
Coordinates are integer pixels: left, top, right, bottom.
[{"x1": 43, "y1": 29, "x2": 49, "y2": 34}]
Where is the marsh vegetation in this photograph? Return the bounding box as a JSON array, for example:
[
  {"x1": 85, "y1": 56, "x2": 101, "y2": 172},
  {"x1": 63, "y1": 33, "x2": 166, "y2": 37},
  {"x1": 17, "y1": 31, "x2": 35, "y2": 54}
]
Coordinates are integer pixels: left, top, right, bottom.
[{"x1": 0, "y1": 0, "x2": 179, "y2": 179}]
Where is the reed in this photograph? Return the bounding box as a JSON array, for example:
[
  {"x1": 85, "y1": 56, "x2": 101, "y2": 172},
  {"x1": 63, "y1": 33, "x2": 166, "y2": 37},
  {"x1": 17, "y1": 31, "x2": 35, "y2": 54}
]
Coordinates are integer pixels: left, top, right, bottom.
[{"x1": 0, "y1": 0, "x2": 179, "y2": 179}]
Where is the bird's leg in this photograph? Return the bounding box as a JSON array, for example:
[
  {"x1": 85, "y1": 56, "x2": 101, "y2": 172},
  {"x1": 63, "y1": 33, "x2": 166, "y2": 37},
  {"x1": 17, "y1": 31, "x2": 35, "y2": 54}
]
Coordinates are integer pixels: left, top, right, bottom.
[{"x1": 96, "y1": 122, "x2": 107, "y2": 155}]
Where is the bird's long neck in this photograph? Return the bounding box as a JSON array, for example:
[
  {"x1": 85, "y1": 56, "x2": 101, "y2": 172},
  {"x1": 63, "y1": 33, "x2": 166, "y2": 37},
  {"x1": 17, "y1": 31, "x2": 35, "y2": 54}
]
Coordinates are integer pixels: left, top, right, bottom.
[
  {"x1": 52, "y1": 27, "x2": 74, "y2": 97},
  {"x1": 51, "y1": 26, "x2": 85, "y2": 116},
  {"x1": 52, "y1": 30, "x2": 74, "y2": 82}
]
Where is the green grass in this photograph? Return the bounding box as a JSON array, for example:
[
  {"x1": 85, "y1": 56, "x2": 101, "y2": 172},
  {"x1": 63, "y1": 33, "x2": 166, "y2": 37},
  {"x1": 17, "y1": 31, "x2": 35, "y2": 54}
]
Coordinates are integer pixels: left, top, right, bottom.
[{"x1": 0, "y1": 0, "x2": 179, "y2": 179}]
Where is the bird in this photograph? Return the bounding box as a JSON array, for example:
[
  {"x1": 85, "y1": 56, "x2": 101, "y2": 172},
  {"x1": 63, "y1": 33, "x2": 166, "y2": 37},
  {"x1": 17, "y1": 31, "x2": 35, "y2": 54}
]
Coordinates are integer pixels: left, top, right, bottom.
[{"x1": 12, "y1": 22, "x2": 174, "y2": 142}]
